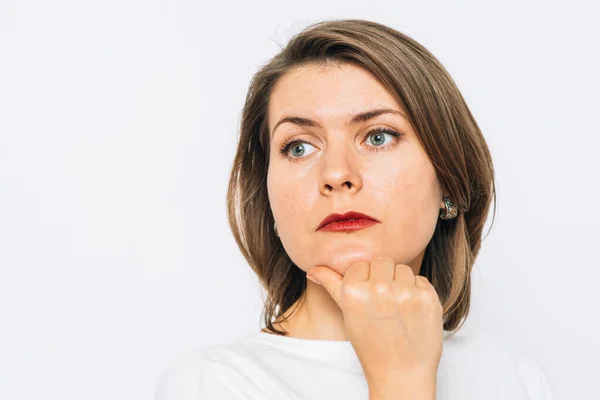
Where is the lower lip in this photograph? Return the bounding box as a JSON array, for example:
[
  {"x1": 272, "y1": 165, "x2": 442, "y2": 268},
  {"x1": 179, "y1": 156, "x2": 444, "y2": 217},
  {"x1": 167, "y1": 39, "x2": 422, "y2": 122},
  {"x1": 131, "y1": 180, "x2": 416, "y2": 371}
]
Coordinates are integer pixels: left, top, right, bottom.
[{"x1": 318, "y1": 219, "x2": 378, "y2": 232}]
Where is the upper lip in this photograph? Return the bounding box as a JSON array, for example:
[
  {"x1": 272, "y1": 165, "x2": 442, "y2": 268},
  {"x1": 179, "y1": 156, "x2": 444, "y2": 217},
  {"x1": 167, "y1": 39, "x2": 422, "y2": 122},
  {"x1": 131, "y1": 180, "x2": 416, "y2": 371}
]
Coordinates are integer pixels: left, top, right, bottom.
[{"x1": 317, "y1": 211, "x2": 379, "y2": 231}]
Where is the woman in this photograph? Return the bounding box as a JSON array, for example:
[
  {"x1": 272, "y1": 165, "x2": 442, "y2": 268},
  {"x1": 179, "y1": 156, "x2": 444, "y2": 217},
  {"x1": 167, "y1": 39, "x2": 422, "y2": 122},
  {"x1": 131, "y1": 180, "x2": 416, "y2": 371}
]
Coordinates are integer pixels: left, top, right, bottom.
[{"x1": 156, "y1": 19, "x2": 554, "y2": 400}]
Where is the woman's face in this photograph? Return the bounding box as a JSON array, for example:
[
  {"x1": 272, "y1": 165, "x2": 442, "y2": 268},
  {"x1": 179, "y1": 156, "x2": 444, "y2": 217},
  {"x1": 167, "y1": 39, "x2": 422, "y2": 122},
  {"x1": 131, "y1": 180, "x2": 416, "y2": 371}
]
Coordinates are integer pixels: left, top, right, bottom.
[{"x1": 267, "y1": 62, "x2": 446, "y2": 276}]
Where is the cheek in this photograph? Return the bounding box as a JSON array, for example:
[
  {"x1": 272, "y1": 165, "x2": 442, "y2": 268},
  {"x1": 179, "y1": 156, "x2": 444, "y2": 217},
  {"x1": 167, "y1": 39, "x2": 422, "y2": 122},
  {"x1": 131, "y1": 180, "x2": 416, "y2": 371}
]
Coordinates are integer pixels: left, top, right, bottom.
[
  {"x1": 267, "y1": 169, "x2": 316, "y2": 222},
  {"x1": 379, "y1": 160, "x2": 440, "y2": 239}
]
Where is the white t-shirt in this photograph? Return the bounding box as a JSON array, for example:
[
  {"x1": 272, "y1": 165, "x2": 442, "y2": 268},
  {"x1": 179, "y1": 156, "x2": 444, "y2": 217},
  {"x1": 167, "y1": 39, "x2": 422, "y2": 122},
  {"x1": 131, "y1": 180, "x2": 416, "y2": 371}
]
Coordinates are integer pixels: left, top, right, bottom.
[{"x1": 155, "y1": 329, "x2": 554, "y2": 400}]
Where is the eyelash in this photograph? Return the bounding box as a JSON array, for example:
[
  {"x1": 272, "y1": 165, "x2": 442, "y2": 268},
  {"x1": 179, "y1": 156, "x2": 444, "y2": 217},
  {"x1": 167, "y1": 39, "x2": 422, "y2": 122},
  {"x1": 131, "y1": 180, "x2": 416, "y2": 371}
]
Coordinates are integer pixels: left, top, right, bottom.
[{"x1": 278, "y1": 126, "x2": 403, "y2": 161}]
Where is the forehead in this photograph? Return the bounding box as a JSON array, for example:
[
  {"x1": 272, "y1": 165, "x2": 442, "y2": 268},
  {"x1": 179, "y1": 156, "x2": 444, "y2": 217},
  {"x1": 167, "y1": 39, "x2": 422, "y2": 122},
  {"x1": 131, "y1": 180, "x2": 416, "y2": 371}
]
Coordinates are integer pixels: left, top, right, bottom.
[{"x1": 268, "y1": 63, "x2": 401, "y2": 131}]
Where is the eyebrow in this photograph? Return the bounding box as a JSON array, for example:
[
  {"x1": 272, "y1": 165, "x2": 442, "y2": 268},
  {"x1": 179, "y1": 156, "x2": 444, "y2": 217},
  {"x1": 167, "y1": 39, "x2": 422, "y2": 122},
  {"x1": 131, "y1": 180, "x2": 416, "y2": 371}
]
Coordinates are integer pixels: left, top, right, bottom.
[{"x1": 270, "y1": 108, "x2": 407, "y2": 138}]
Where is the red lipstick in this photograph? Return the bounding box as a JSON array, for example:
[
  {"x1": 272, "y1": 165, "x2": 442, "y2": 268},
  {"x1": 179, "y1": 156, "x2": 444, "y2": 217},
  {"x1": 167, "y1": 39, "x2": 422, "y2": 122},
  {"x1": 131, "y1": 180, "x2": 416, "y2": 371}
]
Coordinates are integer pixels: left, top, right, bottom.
[{"x1": 317, "y1": 211, "x2": 379, "y2": 232}]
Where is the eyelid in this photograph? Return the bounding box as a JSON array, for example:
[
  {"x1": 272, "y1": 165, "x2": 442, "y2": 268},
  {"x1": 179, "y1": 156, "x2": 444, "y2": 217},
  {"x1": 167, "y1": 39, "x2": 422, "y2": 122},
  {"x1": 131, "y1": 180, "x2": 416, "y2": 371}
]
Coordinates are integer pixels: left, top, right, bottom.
[{"x1": 278, "y1": 126, "x2": 403, "y2": 161}]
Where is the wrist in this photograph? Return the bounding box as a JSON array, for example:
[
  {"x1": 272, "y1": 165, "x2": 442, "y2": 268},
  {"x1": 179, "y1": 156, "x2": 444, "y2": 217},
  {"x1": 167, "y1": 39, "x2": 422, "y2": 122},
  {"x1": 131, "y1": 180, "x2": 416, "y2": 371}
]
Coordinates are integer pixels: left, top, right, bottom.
[
  {"x1": 369, "y1": 385, "x2": 436, "y2": 400},
  {"x1": 367, "y1": 374, "x2": 437, "y2": 400}
]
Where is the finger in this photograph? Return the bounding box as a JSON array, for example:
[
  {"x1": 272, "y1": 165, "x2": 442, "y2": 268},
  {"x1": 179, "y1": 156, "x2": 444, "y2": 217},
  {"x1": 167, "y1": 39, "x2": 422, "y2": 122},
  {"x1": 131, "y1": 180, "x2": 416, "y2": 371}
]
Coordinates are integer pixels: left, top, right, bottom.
[
  {"x1": 415, "y1": 275, "x2": 436, "y2": 293},
  {"x1": 394, "y1": 264, "x2": 416, "y2": 287},
  {"x1": 415, "y1": 275, "x2": 443, "y2": 308},
  {"x1": 368, "y1": 256, "x2": 395, "y2": 282},
  {"x1": 306, "y1": 265, "x2": 343, "y2": 305},
  {"x1": 343, "y1": 260, "x2": 369, "y2": 282}
]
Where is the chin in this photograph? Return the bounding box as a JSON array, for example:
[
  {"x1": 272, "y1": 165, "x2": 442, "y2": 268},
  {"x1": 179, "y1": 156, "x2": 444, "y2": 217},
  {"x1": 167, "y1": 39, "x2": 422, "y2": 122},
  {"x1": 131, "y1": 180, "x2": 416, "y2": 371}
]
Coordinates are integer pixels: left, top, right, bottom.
[{"x1": 323, "y1": 247, "x2": 380, "y2": 274}]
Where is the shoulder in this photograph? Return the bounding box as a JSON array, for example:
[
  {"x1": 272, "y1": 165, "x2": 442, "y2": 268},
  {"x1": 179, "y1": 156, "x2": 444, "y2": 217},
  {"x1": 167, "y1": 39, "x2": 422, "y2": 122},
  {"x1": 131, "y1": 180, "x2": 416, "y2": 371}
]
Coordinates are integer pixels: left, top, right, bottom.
[
  {"x1": 154, "y1": 345, "x2": 246, "y2": 400},
  {"x1": 444, "y1": 330, "x2": 532, "y2": 363},
  {"x1": 442, "y1": 332, "x2": 555, "y2": 399},
  {"x1": 513, "y1": 353, "x2": 555, "y2": 400}
]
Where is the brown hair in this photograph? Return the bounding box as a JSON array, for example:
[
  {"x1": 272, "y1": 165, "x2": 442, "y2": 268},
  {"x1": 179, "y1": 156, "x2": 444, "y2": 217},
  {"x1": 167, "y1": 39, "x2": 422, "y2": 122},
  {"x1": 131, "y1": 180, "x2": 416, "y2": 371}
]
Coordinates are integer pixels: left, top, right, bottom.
[{"x1": 226, "y1": 19, "x2": 496, "y2": 336}]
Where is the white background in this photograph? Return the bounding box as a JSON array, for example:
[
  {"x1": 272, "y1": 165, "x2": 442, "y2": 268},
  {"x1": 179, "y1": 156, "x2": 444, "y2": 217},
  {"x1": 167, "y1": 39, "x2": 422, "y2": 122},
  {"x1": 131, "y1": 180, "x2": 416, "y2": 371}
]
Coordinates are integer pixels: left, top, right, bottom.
[{"x1": 1, "y1": 1, "x2": 598, "y2": 399}]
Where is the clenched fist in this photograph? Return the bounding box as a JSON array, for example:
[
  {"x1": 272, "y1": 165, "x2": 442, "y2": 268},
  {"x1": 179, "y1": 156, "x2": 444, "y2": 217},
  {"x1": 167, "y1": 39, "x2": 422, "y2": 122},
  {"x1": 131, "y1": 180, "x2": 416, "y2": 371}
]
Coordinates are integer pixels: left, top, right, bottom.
[{"x1": 306, "y1": 256, "x2": 444, "y2": 396}]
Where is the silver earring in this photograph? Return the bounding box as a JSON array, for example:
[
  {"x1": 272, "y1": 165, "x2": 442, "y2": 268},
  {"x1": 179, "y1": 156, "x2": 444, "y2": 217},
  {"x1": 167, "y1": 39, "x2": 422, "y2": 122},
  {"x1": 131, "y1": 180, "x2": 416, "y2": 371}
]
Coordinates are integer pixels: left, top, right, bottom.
[
  {"x1": 439, "y1": 196, "x2": 458, "y2": 220},
  {"x1": 274, "y1": 223, "x2": 279, "y2": 237}
]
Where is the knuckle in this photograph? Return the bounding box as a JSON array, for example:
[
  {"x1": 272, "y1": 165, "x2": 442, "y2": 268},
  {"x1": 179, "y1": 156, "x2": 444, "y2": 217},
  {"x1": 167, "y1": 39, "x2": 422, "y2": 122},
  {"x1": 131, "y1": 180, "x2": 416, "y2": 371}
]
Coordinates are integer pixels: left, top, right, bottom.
[
  {"x1": 418, "y1": 288, "x2": 435, "y2": 304},
  {"x1": 341, "y1": 281, "x2": 366, "y2": 304},
  {"x1": 418, "y1": 288, "x2": 443, "y2": 313},
  {"x1": 392, "y1": 285, "x2": 414, "y2": 304},
  {"x1": 341, "y1": 280, "x2": 358, "y2": 295},
  {"x1": 371, "y1": 281, "x2": 393, "y2": 296}
]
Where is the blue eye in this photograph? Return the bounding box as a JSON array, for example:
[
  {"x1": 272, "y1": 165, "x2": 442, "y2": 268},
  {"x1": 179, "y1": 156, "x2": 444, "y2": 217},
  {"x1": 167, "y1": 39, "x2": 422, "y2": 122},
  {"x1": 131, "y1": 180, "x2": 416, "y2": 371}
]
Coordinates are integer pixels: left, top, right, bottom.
[
  {"x1": 287, "y1": 141, "x2": 317, "y2": 158},
  {"x1": 367, "y1": 128, "x2": 396, "y2": 147},
  {"x1": 362, "y1": 126, "x2": 404, "y2": 151},
  {"x1": 278, "y1": 126, "x2": 403, "y2": 162}
]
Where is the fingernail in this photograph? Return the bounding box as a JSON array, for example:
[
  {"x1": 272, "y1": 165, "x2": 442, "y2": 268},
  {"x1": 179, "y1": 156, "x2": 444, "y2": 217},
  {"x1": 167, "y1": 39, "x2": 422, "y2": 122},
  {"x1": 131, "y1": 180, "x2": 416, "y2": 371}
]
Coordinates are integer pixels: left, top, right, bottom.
[{"x1": 306, "y1": 274, "x2": 321, "y2": 285}]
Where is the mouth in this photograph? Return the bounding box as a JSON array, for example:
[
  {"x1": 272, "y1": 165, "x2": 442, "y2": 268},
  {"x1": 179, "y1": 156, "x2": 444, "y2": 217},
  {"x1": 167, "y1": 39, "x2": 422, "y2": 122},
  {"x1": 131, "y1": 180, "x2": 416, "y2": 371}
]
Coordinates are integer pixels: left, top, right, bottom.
[{"x1": 317, "y1": 211, "x2": 380, "y2": 232}]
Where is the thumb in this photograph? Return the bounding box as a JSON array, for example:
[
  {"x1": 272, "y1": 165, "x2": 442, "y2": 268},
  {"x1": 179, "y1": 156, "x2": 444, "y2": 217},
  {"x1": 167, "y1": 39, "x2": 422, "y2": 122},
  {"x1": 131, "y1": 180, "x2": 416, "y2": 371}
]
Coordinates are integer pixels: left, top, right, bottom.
[{"x1": 306, "y1": 266, "x2": 343, "y2": 305}]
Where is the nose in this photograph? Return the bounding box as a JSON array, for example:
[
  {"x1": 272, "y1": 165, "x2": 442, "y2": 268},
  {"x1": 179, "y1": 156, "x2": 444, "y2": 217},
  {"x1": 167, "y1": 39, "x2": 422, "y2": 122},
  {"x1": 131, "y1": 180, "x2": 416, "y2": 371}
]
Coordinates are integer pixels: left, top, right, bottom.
[{"x1": 318, "y1": 144, "x2": 363, "y2": 196}]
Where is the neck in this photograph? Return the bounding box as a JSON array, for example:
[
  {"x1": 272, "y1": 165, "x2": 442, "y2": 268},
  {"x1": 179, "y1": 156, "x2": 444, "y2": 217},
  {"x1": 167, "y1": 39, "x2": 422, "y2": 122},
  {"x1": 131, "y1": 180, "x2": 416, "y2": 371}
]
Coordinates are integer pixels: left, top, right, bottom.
[{"x1": 275, "y1": 280, "x2": 348, "y2": 341}]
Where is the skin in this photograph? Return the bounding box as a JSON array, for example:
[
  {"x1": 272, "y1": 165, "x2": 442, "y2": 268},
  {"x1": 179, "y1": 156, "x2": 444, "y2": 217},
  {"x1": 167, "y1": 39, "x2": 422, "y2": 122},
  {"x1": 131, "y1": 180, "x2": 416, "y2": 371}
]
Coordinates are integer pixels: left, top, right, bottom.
[{"x1": 265, "y1": 62, "x2": 446, "y2": 398}]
